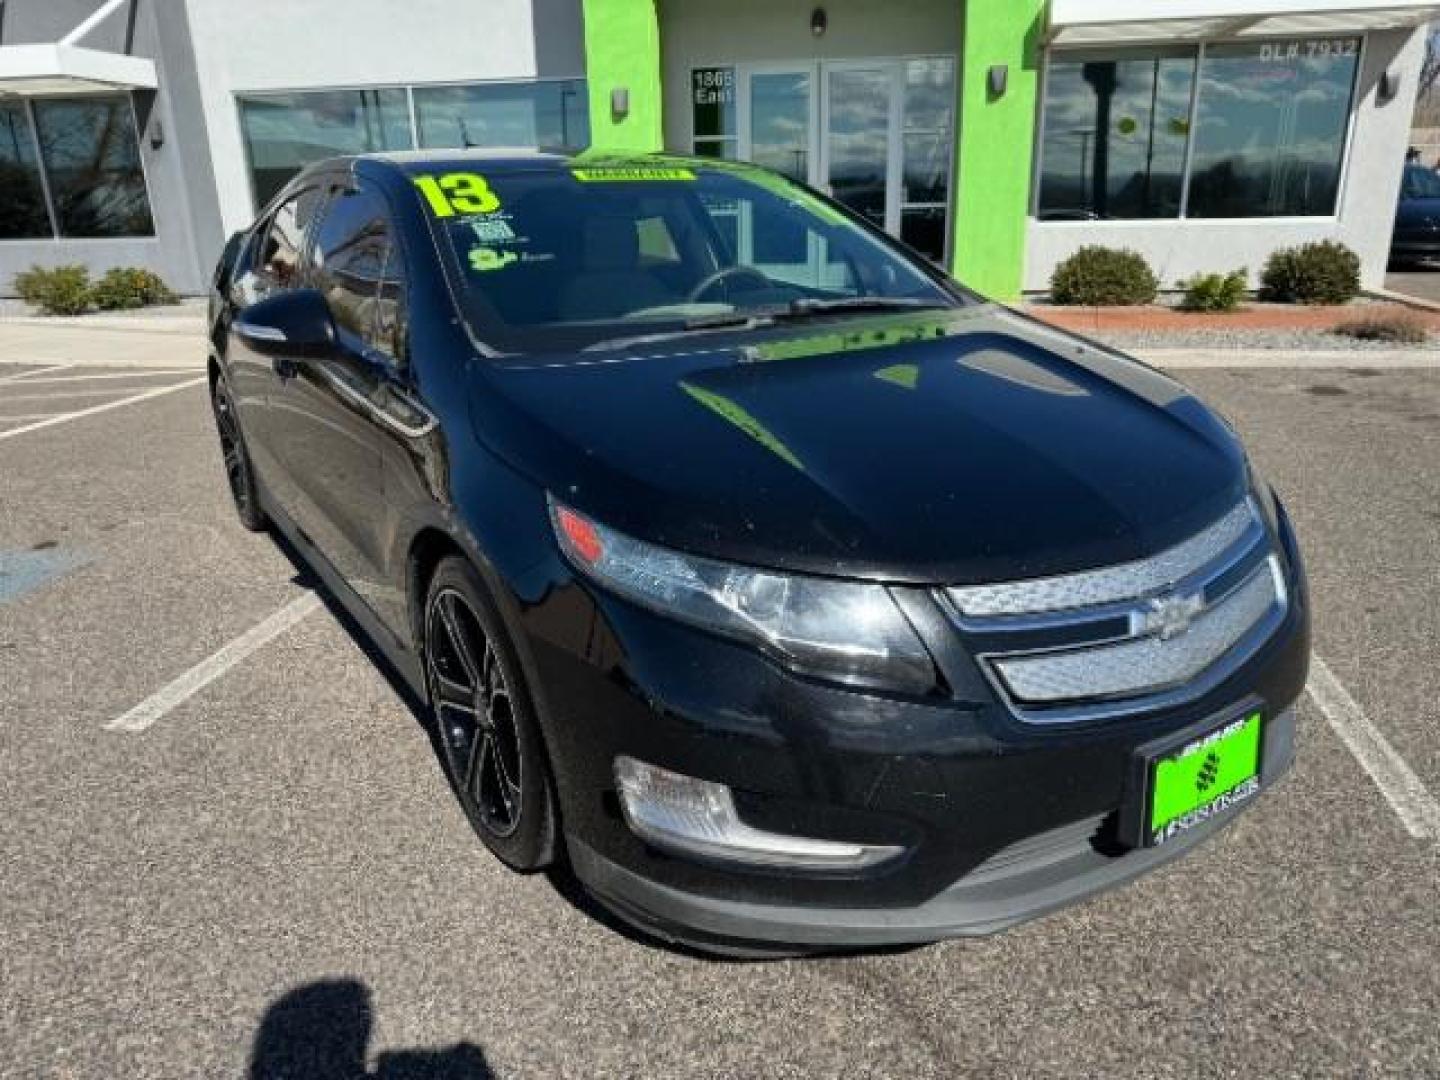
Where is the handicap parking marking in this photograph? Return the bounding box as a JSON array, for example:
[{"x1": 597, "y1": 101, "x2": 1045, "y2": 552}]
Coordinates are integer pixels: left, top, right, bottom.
[
  {"x1": 0, "y1": 547, "x2": 93, "y2": 605},
  {"x1": 106, "y1": 593, "x2": 323, "y2": 734},
  {"x1": 0, "y1": 377, "x2": 206, "y2": 442}
]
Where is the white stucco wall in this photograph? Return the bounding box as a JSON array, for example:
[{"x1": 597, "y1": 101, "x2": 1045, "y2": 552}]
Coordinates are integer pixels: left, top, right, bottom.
[
  {"x1": 1024, "y1": 27, "x2": 1427, "y2": 292},
  {"x1": 181, "y1": 0, "x2": 585, "y2": 234}
]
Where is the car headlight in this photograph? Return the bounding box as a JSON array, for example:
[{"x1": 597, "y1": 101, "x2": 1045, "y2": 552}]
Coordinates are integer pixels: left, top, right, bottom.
[{"x1": 548, "y1": 498, "x2": 936, "y2": 695}]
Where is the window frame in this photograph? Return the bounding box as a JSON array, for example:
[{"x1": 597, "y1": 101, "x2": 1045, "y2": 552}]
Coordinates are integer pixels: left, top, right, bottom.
[
  {"x1": 1031, "y1": 34, "x2": 1367, "y2": 225},
  {"x1": 0, "y1": 91, "x2": 156, "y2": 243}
]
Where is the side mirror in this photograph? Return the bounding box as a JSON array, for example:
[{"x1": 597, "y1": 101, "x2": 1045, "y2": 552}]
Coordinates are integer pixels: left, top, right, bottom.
[{"x1": 234, "y1": 288, "x2": 335, "y2": 357}]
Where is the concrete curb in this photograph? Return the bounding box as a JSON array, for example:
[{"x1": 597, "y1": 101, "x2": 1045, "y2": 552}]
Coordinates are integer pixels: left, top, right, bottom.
[
  {"x1": 1366, "y1": 288, "x2": 1440, "y2": 315},
  {"x1": 1134, "y1": 348, "x2": 1440, "y2": 369}
]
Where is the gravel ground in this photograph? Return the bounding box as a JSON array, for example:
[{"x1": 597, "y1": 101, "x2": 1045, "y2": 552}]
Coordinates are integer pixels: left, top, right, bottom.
[{"x1": 1093, "y1": 327, "x2": 1437, "y2": 352}]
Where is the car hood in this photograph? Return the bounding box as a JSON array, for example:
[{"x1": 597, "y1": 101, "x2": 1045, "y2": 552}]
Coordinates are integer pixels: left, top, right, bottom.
[
  {"x1": 467, "y1": 306, "x2": 1249, "y2": 584},
  {"x1": 1397, "y1": 196, "x2": 1440, "y2": 226}
]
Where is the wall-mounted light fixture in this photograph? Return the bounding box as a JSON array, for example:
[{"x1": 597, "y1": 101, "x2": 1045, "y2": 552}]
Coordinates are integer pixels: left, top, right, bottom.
[
  {"x1": 810, "y1": 7, "x2": 827, "y2": 37},
  {"x1": 988, "y1": 64, "x2": 1009, "y2": 100},
  {"x1": 1378, "y1": 70, "x2": 1401, "y2": 105},
  {"x1": 611, "y1": 86, "x2": 630, "y2": 121}
]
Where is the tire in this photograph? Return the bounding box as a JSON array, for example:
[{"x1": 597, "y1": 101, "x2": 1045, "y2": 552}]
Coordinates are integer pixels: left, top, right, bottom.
[
  {"x1": 423, "y1": 555, "x2": 558, "y2": 871},
  {"x1": 210, "y1": 375, "x2": 268, "y2": 533}
]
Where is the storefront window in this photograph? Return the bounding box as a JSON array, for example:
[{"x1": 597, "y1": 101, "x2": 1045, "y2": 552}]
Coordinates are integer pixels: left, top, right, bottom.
[
  {"x1": 1187, "y1": 39, "x2": 1359, "y2": 218},
  {"x1": 901, "y1": 57, "x2": 955, "y2": 261},
  {"x1": 239, "y1": 89, "x2": 411, "y2": 209},
  {"x1": 31, "y1": 96, "x2": 154, "y2": 237},
  {"x1": 1037, "y1": 38, "x2": 1360, "y2": 221},
  {"x1": 0, "y1": 102, "x2": 51, "y2": 239},
  {"x1": 412, "y1": 79, "x2": 588, "y2": 151},
  {"x1": 1037, "y1": 50, "x2": 1195, "y2": 221}
]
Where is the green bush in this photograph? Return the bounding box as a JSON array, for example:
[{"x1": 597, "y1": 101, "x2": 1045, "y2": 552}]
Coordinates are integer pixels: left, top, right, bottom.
[
  {"x1": 1260, "y1": 242, "x2": 1361, "y2": 305},
  {"x1": 1332, "y1": 315, "x2": 1430, "y2": 344},
  {"x1": 13, "y1": 265, "x2": 92, "y2": 316},
  {"x1": 1178, "y1": 270, "x2": 1248, "y2": 312},
  {"x1": 1050, "y1": 246, "x2": 1158, "y2": 306},
  {"x1": 89, "y1": 266, "x2": 178, "y2": 310}
]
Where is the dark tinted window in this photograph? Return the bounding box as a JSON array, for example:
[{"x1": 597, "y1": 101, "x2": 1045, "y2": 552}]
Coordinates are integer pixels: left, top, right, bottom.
[
  {"x1": 1187, "y1": 39, "x2": 1359, "y2": 218},
  {"x1": 257, "y1": 187, "x2": 324, "y2": 295},
  {"x1": 313, "y1": 183, "x2": 404, "y2": 361},
  {"x1": 0, "y1": 102, "x2": 51, "y2": 239},
  {"x1": 31, "y1": 96, "x2": 154, "y2": 237},
  {"x1": 1403, "y1": 165, "x2": 1440, "y2": 199}
]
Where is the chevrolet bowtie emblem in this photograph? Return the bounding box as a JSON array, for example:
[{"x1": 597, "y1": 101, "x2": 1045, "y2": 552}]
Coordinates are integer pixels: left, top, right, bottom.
[{"x1": 1135, "y1": 591, "x2": 1207, "y2": 641}]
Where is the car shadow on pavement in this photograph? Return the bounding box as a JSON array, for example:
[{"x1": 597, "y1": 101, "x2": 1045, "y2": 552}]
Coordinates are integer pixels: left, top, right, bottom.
[{"x1": 248, "y1": 978, "x2": 493, "y2": 1079}]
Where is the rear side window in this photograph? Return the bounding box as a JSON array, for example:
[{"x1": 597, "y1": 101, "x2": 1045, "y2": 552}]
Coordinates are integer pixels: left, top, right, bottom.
[{"x1": 312, "y1": 183, "x2": 405, "y2": 363}]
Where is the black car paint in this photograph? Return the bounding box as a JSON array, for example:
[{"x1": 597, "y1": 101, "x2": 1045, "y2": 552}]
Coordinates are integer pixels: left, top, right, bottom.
[
  {"x1": 1392, "y1": 164, "x2": 1440, "y2": 260},
  {"x1": 212, "y1": 151, "x2": 1309, "y2": 950}
]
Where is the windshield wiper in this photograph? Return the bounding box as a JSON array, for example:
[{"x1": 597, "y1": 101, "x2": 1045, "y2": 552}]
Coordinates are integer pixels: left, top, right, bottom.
[
  {"x1": 682, "y1": 311, "x2": 776, "y2": 331},
  {"x1": 779, "y1": 297, "x2": 945, "y2": 320}
]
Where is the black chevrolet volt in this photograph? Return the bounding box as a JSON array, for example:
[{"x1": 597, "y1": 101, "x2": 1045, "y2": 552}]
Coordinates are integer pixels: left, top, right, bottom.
[{"x1": 208, "y1": 150, "x2": 1309, "y2": 956}]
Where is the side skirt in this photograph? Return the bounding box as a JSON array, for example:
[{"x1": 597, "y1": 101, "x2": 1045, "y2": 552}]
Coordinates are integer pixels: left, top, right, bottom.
[{"x1": 258, "y1": 487, "x2": 429, "y2": 703}]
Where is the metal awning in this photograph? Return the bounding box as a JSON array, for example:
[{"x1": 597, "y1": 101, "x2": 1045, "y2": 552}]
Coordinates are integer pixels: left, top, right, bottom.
[
  {"x1": 0, "y1": 43, "x2": 156, "y2": 95},
  {"x1": 0, "y1": 0, "x2": 156, "y2": 96},
  {"x1": 1047, "y1": 0, "x2": 1440, "y2": 45}
]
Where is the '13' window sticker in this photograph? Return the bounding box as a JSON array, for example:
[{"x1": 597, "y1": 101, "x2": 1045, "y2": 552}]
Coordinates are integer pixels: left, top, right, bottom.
[{"x1": 413, "y1": 172, "x2": 501, "y2": 217}]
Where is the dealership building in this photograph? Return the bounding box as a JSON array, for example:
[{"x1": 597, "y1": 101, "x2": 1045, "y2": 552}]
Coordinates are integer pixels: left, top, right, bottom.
[{"x1": 0, "y1": 0, "x2": 1434, "y2": 300}]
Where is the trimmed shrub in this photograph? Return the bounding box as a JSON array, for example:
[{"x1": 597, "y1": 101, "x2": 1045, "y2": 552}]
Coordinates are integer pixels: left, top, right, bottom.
[
  {"x1": 1050, "y1": 246, "x2": 1158, "y2": 306},
  {"x1": 1178, "y1": 270, "x2": 1248, "y2": 312},
  {"x1": 13, "y1": 265, "x2": 92, "y2": 316},
  {"x1": 1260, "y1": 242, "x2": 1361, "y2": 305},
  {"x1": 1332, "y1": 314, "x2": 1430, "y2": 344},
  {"x1": 89, "y1": 266, "x2": 178, "y2": 310}
]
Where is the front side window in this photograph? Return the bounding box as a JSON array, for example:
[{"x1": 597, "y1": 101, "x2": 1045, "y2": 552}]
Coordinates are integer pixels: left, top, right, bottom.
[
  {"x1": 31, "y1": 96, "x2": 154, "y2": 237},
  {"x1": 0, "y1": 102, "x2": 51, "y2": 239},
  {"x1": 1037, "y1": 38, "x2": 1360, "y2": 221},
  {"x1": 312, "y1": 184, "x2": 395, "y2": 356},
  {"x1": 256, "y1": 187, "x2": 324, "y2": 296},
  {"x1": 418, "y1": 164, "x2": 958, "y2": 353},
  {"x1": 1404, "y1": 165, "x2": 1440, "y2": 199},
  {"x1": 239, "y1": 90, "x2": 412, "y2": 210}
]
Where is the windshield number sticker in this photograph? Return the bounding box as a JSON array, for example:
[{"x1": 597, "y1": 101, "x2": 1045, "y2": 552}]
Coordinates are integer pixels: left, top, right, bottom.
[{"x1": 414, "y1": 173, "x2": 501, "y2": 217}]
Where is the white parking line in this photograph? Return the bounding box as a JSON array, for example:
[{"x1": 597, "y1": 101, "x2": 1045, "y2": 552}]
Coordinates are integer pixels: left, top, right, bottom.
[
  {"x1": 106, "y1": 594, "x2": 323, "y2": 734},
  {"x1": 0, "y1": 363, "x2": 72, "y2": 384},
  {"x1": 9, "y1": 369, "x2": 199, "y2": 384},
  {"x1": 1308, "y1": 654, "x2": 1440, "y2": 840},
  {"x1": 3, "y1": 387, "x2": 191, "y2": 403},
  {"x1": 0, "y1": 377, "x2": 205, "y2": 442}
]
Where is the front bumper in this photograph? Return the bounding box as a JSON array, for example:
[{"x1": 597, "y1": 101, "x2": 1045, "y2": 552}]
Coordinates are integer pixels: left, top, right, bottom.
[
  {"x1": 517, "y1": 507, "x2": 1310, "y2": 953},
  {"x1": 572, "y1": 707, "x2": 1294, "y2": 950}
]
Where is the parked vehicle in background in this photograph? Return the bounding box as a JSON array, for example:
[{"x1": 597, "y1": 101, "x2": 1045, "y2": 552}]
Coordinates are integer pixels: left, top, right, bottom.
[
  {"x1": 1391, "y1": 164, "x2": 1440, "y2": 264},
  {"x1": 207, "y1": 149, "x2": 1310, "y2": 957}
]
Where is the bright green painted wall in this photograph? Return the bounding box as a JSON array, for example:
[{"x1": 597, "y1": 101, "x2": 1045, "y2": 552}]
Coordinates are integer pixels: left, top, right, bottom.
[
  {"x1": 581, "y1": 0, "x2": 664, "y2": 153},
  {"x1": 951, "y1": 1, "x2": 1045, "y2": 301}
]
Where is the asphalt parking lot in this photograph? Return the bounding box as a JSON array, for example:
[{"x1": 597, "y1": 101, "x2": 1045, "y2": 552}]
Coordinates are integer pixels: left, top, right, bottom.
[{"x1": 2, "y1": 339, "x2": 1438, "y2": 1078}]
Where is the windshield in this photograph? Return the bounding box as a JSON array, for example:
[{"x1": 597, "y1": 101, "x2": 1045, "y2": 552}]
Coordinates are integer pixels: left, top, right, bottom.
[
  {"x1": 418, "y1": 162, "x2": 963, "y2": 353},
  {"x1": 1405, "y1": 165, "x2": 1440, "y2": 199}
]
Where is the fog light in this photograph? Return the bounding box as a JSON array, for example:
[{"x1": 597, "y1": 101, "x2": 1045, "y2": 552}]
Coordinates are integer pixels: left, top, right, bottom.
[{"x1": 614, "y1": 756, "x2": 902, "y2": 871}]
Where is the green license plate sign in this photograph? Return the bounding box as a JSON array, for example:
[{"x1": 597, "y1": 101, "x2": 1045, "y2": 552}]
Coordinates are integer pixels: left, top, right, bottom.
[{"x1": 1148, "y1": 712, "x2": 1262, "y2": 846}]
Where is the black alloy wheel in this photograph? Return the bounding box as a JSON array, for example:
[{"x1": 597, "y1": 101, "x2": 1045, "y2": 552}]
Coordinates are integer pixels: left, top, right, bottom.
[
  {"x1": 211, "y1": 376, "x2": 267, "y2": 532},
  {"x1": 423, "y1": 556, "x2": 557, "y2": 870}
]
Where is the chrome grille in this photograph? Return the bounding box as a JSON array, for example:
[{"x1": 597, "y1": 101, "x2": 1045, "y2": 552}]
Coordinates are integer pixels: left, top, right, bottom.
[
  {"x1": 948, "y1": 499, "x2": 1257, "y2": 618},
  {"x1": 993, "y1": 557, "x2": 1285, "y2": 705},
  {"x1": 939, "y1": 498, "x2": 1290, "y2": 723}
]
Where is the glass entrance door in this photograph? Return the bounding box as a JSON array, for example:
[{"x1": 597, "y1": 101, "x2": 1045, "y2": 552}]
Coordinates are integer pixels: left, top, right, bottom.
[{"x1": 712, "y1": 57, "x2": 956, "y2": 263}]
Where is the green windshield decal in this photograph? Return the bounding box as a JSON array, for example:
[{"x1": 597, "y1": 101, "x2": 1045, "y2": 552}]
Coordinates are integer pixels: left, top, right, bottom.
[
  {"x1": 679, "y1": 382, "x2": 804, "y2": 472},
  {"x1": 469, "y1": 247, "x2": 519, "y2": 272},
  {"x1": 572, "y1": 166, "x2": 695, "y2": 182},
  {"x1": 746, "y1": 315, "x2": 953, "y2": 364},
  {"x1": 874, "y1": 363, "x2": 920, "y2": 390}
]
